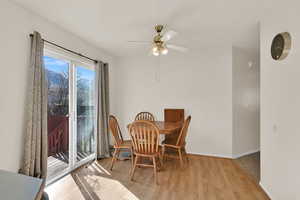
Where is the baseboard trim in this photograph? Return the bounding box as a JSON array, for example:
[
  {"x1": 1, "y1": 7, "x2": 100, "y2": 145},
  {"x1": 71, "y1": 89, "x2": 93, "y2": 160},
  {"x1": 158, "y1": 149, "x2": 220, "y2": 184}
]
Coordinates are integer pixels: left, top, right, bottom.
[
  {"x1": 232, "y1": 149, "x2": 260, "y2": 159},
  {"x1": 259, "y1": 181, "x2": 272, "y2": 199},
  {"x1": 187, "y1": 152, "x2": 233, "y2": 159},
  {"x1": 187, "y1": 149, "x2": 260, "y2": 160}
]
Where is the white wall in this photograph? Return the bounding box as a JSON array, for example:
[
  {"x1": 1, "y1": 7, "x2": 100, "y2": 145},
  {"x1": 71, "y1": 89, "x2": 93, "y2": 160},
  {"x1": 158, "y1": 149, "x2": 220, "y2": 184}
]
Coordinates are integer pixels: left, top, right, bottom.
[
  {"x1": 260, "y1": 1, "x2": 300, "y2": 199},
  {"x1": 0, "y1": 0, "x2": 115, "y2": 172},
  {"x1": 232, "y1": 47, "x2": 260, "y2": 158},
  {"x1": 111, "y1": 48, "x2": 233, "y2": 157}
]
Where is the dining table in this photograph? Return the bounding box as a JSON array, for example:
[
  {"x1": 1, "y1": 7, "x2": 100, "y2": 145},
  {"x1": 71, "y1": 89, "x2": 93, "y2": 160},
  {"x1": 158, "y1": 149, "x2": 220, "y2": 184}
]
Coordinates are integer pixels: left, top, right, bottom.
[
  {"x1": 127, "y1": 121, "x2": 183, "y2": 135},
  {"x1": 127, "y1": 120, "x2": 183, "y2": 166}
]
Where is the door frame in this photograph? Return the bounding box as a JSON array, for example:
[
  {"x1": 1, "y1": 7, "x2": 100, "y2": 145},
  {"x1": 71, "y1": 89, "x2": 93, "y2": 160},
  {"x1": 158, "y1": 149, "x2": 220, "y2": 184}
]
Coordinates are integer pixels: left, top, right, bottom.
[{"x1": 44, "y1": 44, "x2": 97, "y2": 185}]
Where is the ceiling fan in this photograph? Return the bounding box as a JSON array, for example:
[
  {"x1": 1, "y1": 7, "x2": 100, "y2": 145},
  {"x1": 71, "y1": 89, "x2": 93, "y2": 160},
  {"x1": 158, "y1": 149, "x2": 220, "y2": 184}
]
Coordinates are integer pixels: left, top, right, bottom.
[{"x1": 128, "y1": 25, "x2": 188, "y2": 56}]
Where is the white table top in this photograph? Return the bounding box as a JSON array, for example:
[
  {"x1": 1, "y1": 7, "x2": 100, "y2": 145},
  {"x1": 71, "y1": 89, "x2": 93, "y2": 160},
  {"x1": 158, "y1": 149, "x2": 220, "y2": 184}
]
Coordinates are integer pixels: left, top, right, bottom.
[{"x1": 0, "y1": 169, "x2": 42, "y2": 200}]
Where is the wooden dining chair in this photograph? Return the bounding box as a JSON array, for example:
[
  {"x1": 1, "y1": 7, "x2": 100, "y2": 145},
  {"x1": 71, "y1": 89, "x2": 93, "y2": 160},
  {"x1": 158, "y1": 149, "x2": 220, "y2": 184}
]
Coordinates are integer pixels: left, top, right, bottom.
[
  {"x1": 134, "y1": 112, "x2": 155, "y2": 121},
  {"x1": 164, "y1": 109, "x2": 184, "y2": 144},
  {"x1": 164, "y1": 108, "x2": 184, "y2": 123},
  {"x1": 109, "y1": 115, "x2": 133, "y2": 171},
  {"x1": 162, "y1": 116, "x2": 191, "y2": 167},
  {"x1": 129, "y1": 120, "x2": 162, "y2": 184}
]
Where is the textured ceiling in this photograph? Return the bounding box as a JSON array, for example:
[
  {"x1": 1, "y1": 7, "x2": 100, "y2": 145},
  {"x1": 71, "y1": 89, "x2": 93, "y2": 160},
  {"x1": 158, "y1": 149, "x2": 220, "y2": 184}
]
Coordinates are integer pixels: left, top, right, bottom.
[{"x1": 12, "y1": 0, "x2": 263, "y2": 57}]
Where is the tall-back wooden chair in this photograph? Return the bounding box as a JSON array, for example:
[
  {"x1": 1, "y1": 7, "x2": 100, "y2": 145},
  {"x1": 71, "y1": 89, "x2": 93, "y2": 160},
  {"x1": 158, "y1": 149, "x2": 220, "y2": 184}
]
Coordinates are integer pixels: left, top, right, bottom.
[
  {"x1": 134, "y1": 112, "x2": 155, "y2": 121},
  {"x1": 164, "y1": 108, "x2": 184, "y2": 123},
  {"x1": 164, "y1": 109, "x2": 184, "y2": 145},
  {"x1": 129, "y1": 120, "x2": 162, "y2": 184},
  {"x1": 109, "y1": 115, "x2": 133, "y2": 171},
  {"x1": 162, "y1": 116, "x2": 191, "y2": 167}
]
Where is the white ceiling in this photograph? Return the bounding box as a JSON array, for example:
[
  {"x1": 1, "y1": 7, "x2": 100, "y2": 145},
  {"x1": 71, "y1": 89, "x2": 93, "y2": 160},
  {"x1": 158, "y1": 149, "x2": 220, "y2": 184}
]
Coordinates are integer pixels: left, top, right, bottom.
[{"x1": 12, "y1": 0, "x2": 262, "y2": 57}]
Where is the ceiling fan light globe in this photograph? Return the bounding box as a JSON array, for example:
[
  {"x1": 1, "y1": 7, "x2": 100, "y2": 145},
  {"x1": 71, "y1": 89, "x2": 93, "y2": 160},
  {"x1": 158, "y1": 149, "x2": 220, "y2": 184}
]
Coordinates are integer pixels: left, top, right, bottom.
[
  {"x1": 152, "y1": 46, "x2": 158, "y2": 52},
  {"x1": 161, "y1": 48, "x2": 168, "y2": 55},
  {"x1": 153, "y1": 51, "x2": 159, "y2": 56}
]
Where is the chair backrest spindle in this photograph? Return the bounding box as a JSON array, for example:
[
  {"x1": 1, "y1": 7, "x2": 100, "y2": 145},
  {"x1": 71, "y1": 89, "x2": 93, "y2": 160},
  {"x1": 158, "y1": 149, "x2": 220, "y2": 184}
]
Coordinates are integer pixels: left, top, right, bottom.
[
  {"x1": 129, "y1": 120, "x2": 160, "y2": 155},
  {"x1": 176, "y1": 116, "x2": 191, "y2": 146},
  {"x1": 109, "y1": 115, "x2": 123, "y2": 147},
  {"x1": 135, "y1": 112, "x2": 155, "y2": 121}
]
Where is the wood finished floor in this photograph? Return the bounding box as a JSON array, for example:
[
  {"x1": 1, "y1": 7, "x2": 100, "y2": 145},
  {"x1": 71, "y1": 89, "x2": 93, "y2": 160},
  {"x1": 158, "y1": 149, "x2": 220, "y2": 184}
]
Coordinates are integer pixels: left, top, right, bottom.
[{"x1": 45, "y1": 155, "x2": 269, "y2": 200}]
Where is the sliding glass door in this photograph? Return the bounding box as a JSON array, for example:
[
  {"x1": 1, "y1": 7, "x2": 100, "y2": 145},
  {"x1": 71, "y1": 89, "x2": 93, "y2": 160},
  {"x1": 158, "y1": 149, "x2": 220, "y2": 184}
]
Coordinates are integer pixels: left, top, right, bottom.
[
  {"x1": 44, "y1": 47, "x2": 96, "y2": 184},
  {"x1": 45, "y1": 56, "x2": 70, "y2": 182},
  {"x1": 75, "y1": 66, "x2": 96, "y2": 162}
]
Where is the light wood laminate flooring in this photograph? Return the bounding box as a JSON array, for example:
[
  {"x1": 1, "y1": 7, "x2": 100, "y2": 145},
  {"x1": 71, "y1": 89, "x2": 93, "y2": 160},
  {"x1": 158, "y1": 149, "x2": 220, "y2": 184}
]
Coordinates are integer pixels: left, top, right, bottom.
[{"x1": 46, "y1": 155, "x2": 269, "y2": 200}]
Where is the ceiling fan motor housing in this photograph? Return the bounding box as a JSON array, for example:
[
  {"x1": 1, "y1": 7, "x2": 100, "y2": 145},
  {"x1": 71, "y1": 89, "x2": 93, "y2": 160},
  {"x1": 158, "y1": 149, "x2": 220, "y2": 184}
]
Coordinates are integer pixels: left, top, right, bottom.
[
  {"x1": 154, "y1": 35, "x2": 163, "y2": 44},
  {"x1": 155, "y1": 25, "x2": 164, "y2": 33},
  {"x1": 128, "y1": 24, "x2": 186, "y2": 55},
  {"x1": 154, "y1": 25, "x2": 164, "y2": 44}
]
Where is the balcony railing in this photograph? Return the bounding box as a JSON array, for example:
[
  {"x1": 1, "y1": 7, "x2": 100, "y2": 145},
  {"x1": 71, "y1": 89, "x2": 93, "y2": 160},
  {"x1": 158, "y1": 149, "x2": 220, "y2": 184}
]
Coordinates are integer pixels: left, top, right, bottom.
[
  {"x1": 47, "y1": 115, "x2": 95, "y2": 162},
  {"x1": 48, "y1": 115, "x2": 69, "y2": 158}
]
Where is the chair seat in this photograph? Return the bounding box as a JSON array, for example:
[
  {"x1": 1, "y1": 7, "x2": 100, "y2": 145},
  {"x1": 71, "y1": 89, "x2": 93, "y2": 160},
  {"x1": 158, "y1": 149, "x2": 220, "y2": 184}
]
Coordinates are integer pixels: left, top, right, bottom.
[
  {"x1": 134, "y1": 152, "x2": 160, "y2": 157},
  {"x1": 163, "y1": 148, "x2": 179, "y2": 155},
  {"x1": 114, "y1": 140, "x2": 132, "y2": 149},
  {"x1": 134, "y1": 146, "x2": 162, "y2": 157},
  {"x1": 162, "y1": 140, "x2": 177, "y2": 146}
]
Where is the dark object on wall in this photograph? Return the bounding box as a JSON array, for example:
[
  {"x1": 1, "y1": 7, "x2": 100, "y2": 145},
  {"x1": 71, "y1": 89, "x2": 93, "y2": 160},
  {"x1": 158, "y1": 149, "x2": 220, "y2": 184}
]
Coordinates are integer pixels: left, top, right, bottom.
[{"x1": 271, "y1": 32, "x2": 291, "y2": 60}]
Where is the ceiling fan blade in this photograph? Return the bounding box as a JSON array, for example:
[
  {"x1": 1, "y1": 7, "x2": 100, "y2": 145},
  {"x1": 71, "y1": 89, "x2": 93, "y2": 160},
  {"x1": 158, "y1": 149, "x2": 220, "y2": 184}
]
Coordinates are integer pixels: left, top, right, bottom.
[
  {"x1": 128, "y1": 41, "x2": 152, "y2": 44},
  {"x1": 167, "y1": 44, "x2": 188, "y2": 52},
  {"x1": 161, "y1": 30, "x2": 178, "y2": 42}
]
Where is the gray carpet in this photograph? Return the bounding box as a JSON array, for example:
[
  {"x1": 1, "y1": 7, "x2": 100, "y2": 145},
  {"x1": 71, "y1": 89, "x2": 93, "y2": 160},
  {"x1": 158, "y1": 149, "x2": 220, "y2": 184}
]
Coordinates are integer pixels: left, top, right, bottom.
[{"x1": 234, "y1": 152, "x2": 260, "y2": 182}]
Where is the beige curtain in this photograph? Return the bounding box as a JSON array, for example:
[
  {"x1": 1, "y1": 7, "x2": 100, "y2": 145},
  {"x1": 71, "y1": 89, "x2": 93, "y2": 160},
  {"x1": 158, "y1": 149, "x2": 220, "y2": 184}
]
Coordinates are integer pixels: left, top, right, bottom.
[
  {"x1": 20, "y1": 31, "x2": 48, "y2": 200},
  {"x1": 96, "y1": 61, "x2": 110, "y2": 158}
]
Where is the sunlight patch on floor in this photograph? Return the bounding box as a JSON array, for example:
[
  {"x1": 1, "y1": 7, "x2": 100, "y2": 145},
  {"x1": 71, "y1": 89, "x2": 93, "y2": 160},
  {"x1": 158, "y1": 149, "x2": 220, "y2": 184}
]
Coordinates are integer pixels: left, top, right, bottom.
[
  {"x1": 74, "y1": 172, "x2": 139, "y2": 200},
  {"x1": 92, "y1": 162, "x2": 111, "y2": 176},
  {"x1": 45, "y1": 175, "x2": 85, "y2": 200},
  {"x1": 45, "y1": 164, "x2": 139, "y2": 200}
]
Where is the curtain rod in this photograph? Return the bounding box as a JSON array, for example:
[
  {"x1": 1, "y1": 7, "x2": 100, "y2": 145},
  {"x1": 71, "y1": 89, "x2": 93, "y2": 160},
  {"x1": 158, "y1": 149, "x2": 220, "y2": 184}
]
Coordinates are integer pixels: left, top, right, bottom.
[{"x1": 29, "y1": 34, "x2": 98, "y2": 63}]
